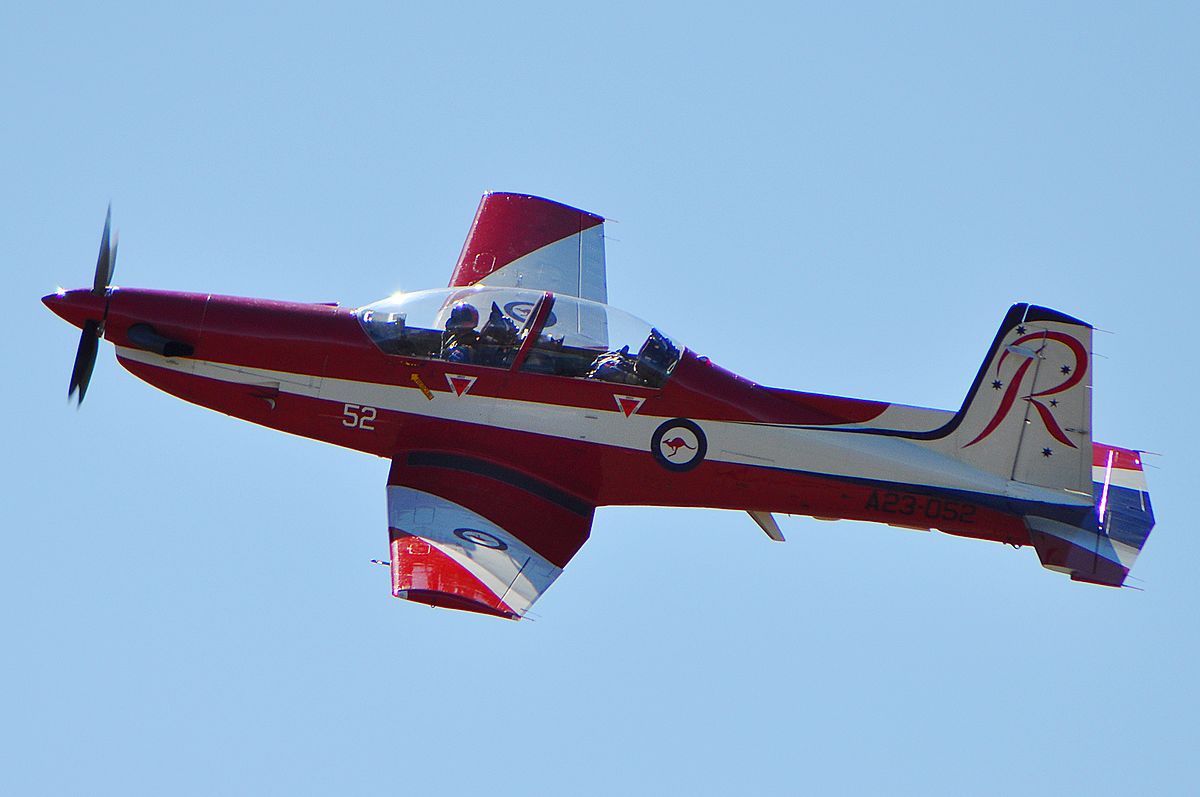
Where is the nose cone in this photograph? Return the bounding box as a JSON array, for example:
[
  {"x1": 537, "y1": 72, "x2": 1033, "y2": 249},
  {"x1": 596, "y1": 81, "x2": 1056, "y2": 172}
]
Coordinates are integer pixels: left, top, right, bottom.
[{"x1": 42, "y1": 288, "x2": 107, "y2": 330}]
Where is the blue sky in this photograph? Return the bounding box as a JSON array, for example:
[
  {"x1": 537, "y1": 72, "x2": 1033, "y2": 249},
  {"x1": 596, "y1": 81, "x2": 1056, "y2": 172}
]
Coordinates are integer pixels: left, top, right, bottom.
[{"x1": 4, "y1": 3, "x2": 1197, "y2": 795}]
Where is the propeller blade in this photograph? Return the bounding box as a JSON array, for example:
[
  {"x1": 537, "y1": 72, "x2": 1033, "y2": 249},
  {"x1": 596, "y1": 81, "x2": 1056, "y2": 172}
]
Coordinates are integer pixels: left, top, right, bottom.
[
  {"x1": 65, "y1": 206, "x2": 116, "y2": 406},
  {"x1": 93, "y1": 204, "x2": 114, "y2": 294},
  {"x1": 68, "y1": 320, "x2": 101, "y2": 405}
]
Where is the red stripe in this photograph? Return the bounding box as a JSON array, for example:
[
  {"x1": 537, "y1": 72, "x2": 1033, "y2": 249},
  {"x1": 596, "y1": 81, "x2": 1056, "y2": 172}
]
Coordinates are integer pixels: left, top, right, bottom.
[
  {"x1": 1021, "y1": 331, "x2": 1088, "y2": 397},
  {"x1": 963, "y1": 358, "x2": 1034, "y2": 447},
  {"x1": 1091, "y1": 443, "x2": 1143, "y2": 470},
  {"x1": 996, "y1": 330, "x2": 1088, "y2": 397},
  {"x1": 449, "y1": 193, "x2": 603, "y2": 287},
  {"x1": 389, "y1": 528, "x2": 517, "y2": 617},
  {"x1": 1027, "y1": 398, "x2": 1075, "y2": 447},
  {"x1": 107, "y1": 289, "x2": 893, "y2": 426}
]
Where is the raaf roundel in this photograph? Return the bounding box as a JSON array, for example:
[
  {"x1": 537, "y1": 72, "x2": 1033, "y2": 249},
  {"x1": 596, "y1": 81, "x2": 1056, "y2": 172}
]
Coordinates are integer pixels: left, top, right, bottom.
[{"x1": 45, "y1": 193, "x2": 1157, "y2": 619}]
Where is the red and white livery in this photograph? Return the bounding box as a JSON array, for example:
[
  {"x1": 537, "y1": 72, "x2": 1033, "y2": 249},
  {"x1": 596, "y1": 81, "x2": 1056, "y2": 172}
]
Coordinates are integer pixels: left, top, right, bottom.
[{"x1": 45, "y1": 193, "x2": 1157, "y2": 619}]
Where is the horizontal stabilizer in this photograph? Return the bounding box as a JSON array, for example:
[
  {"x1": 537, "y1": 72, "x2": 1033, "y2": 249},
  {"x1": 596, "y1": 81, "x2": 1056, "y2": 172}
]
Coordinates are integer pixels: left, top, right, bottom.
[{"x1": 1028, "y1": 444, "x2": 1155, "y2": 587}]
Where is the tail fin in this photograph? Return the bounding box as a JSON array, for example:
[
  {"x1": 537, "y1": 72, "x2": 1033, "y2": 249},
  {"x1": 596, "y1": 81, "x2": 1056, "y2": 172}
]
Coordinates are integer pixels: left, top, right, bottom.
[
  {"x1": 935, "y1": 304, "x2": 1093, "y2": 495},
  {"x1": 935, "y1": 306, "x2": 1155, "y2": 587},
  {"x1": 1027, "y1": 444, "x2": 1156, "y2": 586}
]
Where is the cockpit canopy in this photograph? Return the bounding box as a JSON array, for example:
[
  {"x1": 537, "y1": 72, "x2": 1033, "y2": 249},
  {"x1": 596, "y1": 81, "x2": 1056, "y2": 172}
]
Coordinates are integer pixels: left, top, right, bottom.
[{"x1": 357, "y1": 286, "x2": 682, "y2": 389}]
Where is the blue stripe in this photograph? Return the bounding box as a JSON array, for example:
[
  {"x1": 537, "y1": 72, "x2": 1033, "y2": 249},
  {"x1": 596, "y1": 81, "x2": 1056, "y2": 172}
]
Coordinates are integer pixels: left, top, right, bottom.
[{"x1": 1092, "y1": 482, "x2": 1155, "y2": 551}]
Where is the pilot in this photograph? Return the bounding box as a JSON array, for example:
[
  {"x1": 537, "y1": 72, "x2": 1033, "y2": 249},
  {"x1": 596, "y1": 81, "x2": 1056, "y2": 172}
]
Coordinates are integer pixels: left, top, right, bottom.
[
  {"x1": 587, "y1": 345, "x2": 641, "y2": 385},
  {"x1": 442, "y1": 302, "x2": 480, "y2": 363},
  {"x1": 634, "y1": 328, "x2": 679, "y2": 388},
  {"x1": 477, "y1": 302, "x2": 519, "y2": 367}
]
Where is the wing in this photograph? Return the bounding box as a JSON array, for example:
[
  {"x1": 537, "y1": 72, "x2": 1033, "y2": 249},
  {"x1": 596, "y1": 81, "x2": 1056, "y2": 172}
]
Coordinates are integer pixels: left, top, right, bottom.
[
  {"x1": 448, "y1": 192, "x2": 607, "y2": 303},
  {"x1": 386, "y1": 452, "x2": 595, "y2": 619}
]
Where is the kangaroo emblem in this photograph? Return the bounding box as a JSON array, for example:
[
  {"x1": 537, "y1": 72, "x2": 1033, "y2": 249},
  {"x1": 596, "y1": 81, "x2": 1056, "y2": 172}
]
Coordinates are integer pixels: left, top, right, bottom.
[
  {"x1": 662, "y1": 436, "x2": 696, "y2": 458},
  {"x1": 651, "y1": 419, "x2": 707, "y2": 472}
]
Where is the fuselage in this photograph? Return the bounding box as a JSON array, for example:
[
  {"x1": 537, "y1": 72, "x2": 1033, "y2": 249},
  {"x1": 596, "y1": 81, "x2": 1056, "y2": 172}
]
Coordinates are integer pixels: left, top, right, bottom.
[
  {"x1": 44, "y1": 192, "x2": 1156, "y2": 612},
  {"x1": 46, "y1": 285, "x2": 1106, "y2": 551}
]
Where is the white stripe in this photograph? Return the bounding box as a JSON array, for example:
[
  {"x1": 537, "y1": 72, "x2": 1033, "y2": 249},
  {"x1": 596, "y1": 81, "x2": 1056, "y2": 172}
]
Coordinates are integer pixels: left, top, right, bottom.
[
  {"x1": 117, "y1": 346, "x2": 1092, "y2": 508},
  {"x1": 1098, "y1": 448, "x2": 1114, "y2": 520},
  {"x1": 477, "y1": 227, "x2": 607, "y2": 304},
  {"x1": 1091, "y1": 465, "x2": 1147, "y2": 491}
]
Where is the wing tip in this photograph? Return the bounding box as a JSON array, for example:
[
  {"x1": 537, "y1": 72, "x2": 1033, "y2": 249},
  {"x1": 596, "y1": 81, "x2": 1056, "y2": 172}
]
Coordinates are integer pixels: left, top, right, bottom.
[
  {"x1": 396, "y1": 588, "x2": 521, "y2": 620},
  {"x1": 480, "y1": 190, "x2": 605, "y2": 223}
]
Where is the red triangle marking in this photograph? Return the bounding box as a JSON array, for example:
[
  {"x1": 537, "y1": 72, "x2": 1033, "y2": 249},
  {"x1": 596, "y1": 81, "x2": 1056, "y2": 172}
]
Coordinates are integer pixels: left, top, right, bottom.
[
  {"x1": 446, "y1": 374, "x2": 477, "y2": 397},
  {"x1": 614, "y1": 395, "x2": 644, "y2": 417}
]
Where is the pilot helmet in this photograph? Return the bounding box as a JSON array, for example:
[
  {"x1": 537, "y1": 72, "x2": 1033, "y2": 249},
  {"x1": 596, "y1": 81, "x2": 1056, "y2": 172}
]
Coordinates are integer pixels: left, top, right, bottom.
[{"x1": 446, "y1": 302, "x2": 480, "y2": 332}]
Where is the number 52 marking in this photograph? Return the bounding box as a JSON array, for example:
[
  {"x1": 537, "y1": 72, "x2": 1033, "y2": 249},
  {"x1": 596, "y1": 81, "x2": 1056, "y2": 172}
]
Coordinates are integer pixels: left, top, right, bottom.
[{"x1": 342, "y1": 403, "x2": 377, "y2": 431}]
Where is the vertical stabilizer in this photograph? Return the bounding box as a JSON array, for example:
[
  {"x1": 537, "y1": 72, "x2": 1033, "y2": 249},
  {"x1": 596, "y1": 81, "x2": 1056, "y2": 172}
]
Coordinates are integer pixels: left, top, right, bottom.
[{"x1": 934, "y1": 304, "x2": 1093, "y2": 496}]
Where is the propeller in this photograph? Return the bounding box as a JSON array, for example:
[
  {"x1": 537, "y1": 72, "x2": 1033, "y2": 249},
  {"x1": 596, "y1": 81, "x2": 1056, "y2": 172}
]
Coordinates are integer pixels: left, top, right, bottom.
[{"x1": 67, "y1": 205, "x2": 117, "y2": 405}]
